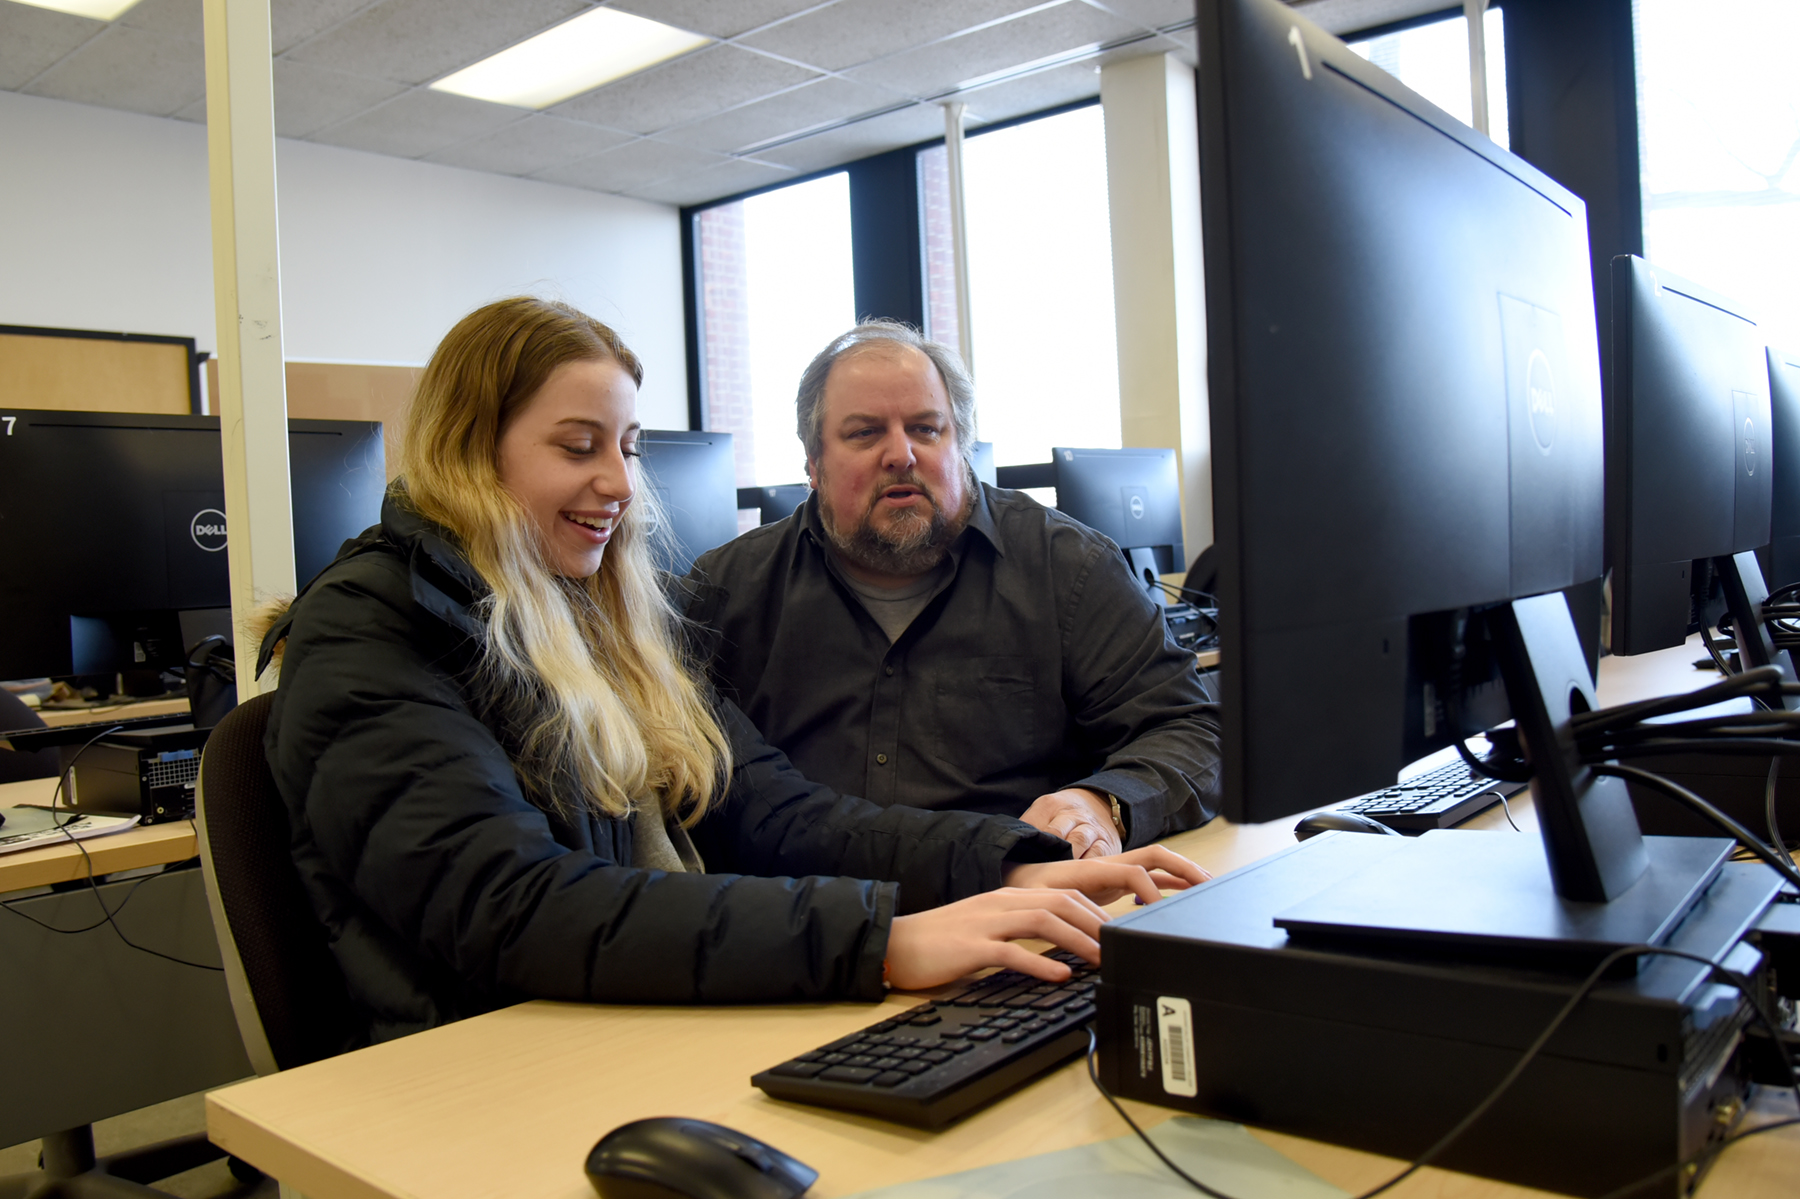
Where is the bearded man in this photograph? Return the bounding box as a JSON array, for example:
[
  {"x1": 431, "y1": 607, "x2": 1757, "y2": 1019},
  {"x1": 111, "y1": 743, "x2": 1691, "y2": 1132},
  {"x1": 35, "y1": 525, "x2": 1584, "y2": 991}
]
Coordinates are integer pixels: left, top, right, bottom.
[{"x1": 683, "y1": 321, "x2": 1221, "y2": 858}]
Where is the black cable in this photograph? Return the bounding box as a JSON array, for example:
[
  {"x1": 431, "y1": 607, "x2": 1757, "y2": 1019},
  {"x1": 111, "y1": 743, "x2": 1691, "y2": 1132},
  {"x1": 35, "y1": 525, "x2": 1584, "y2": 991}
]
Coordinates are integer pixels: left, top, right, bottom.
[
  {"x1": 0, "y1": 726, "x2": 222, "y2": 972},
  {"x1": 1084, "y1": 943, "x2": 1798, "y2": 1199},
  {"x1": 1769, "y1": 757, "x2": 1796, "y2": 872},
  {"x1": 1572, "y1": 666, "x2": 1788, "y2": 737},
  {"x1": 1589, "y1": 764, "x2": 1800, "y2": 891}
]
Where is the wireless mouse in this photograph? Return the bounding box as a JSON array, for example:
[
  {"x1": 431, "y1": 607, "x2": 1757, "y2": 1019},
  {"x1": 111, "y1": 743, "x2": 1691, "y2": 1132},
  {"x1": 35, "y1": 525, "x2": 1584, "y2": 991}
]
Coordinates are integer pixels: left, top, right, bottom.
[
  {"x1": 1292, "y1": 810, "x2": 1405, "y2": 840},
  {"x1": 585, "y1": 1116, "x2": 816, "y2": 1199}
]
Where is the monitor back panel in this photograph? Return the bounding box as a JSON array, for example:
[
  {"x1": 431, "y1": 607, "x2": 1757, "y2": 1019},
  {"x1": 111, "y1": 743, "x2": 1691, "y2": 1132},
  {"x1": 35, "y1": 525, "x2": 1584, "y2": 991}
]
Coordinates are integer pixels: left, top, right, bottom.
[
  {"x1": 1607, "y1": 258, "x2": 1770, "y2": 654},
  {"x1": 1051, "y1": 446, "x2": 1184, "y2": 570},
  {"x1": 1764, "y1": 347, "x2": 1800, "y2": 589},
  {"x1": 637, "y1": 430, "x2": 738, "y2": 577},
  {"x1": 1200, "y1": 0, "x2": 1604, "y2": 819}
]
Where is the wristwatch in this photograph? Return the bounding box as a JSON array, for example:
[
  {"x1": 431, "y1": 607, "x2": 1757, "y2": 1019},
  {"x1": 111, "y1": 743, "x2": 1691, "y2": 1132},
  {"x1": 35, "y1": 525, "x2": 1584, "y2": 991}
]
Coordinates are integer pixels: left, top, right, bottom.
[{"x1": 1107, "y1": 793, "x2": 1128, "y2": 842}]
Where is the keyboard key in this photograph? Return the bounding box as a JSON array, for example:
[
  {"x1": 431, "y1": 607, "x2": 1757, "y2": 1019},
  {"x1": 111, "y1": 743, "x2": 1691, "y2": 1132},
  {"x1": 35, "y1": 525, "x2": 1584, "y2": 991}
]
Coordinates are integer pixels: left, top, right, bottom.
[
  {"x1": 907, "y1": 1013, "x2": 942, "y2": 1026},
  {"x1": 872, "y1": 1071, "x2": 909, "y2": 1088},
  {"x1": 1030, "y1": 992, "x2": 1076, "y2": 1010},
  {"x1": 887, "y1": 1035, "x2": 920, "y2": 1046},
  {"x1": 826, "y1": 1034, "x2": 865, "y2": 1051},
  {"x1": 922, "y1": 1050, "x2": 953, "y2": 1064},
  {"x1": 846, "y1": 1055, "x2": 878, "y2": 1068},
  {"x1": 939, "y1": 1040, "x2": 974, "y2": 1053},
  {"x1": 872, "y1": 1057, "x2": 904, "y2": 1070},
  {"x1": 869, "y1": 1021, "x2": 898, "y2": 1033},
  {"x1": 1001, "y1": 1030, "x2": 1030, "y2": 1043},
  {"x1": 965, "y1": 1028, "x2": 998, "y2": 1041},
  {"x1": 899, "y1": 1060, "x2": 932, "y2": 1075},
  {"x1": 770, "y1": 1061, "x2": 826, "y2": 1078},
  {"x1": 1063, "y1": 1002, "x2": 1096, "y2": 1020},
  {"x1": 821, "y1": 1066, "x2": 881, "y2": 1083},
  {"x1": 820, "y1": 1053, "x2": 848, "y2": 1065},
  {"x1": 893, "y1": 1047, "x2": 924, "y2": 1059}
]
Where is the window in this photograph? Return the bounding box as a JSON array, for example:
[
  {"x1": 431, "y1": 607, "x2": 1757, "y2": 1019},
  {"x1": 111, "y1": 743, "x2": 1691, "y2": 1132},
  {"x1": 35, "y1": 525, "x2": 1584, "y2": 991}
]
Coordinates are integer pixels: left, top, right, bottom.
[
  {"x1": 920, "y1": 104, "x2": 1122, "y2": 468},
  {"x1": 1636, "y1": 0, "x2": 1800, "y2": 345},
  {"x1": 694, "y1": 173, "x2": 855, "y2": 492},
  {"x1": 1349, "y1": 6, "x2": 1509, "y2": 149}
]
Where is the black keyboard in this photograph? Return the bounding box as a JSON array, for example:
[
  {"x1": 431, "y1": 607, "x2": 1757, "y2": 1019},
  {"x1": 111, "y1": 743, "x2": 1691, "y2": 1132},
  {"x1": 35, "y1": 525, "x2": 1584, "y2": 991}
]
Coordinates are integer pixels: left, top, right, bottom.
[
  {"x1": 1339, "y1": 758, "x2": 1526, "y2": 831},
  {"x1": 751, "y1": 949, "x2": 1098, "y2": 1129}
]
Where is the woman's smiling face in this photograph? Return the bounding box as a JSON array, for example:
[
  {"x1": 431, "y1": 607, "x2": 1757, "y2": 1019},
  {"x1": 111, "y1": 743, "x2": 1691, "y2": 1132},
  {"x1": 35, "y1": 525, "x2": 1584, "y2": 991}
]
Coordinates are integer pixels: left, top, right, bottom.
[{"x1": 495, "y1": 357, "x2": 640, "y2": 578}]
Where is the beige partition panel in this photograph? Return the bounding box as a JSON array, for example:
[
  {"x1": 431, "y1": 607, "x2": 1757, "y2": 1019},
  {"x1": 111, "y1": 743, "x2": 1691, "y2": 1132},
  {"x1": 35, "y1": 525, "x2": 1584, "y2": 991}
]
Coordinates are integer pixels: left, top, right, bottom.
[
  {"x1": 0, "y1": 331, "x2": 192, "y2": 414},
  {"x1": 207, "y1": 359, "x2": 416, "y2": 479}
]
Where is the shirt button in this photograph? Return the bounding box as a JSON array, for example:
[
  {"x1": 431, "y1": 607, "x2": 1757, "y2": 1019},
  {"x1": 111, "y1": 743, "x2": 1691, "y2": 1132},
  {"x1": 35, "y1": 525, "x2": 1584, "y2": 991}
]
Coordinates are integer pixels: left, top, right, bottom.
[
  {"x1": 876, "y1": 753, "x2": 889, "y2": 765},
  {"x1": 884, "y1": 665, "x2": 894, "y2": 676}
]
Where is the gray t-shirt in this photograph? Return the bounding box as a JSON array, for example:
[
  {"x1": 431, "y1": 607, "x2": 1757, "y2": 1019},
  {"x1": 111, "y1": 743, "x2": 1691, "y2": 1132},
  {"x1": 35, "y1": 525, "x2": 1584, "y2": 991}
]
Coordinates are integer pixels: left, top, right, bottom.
[{"x1": 829, "y1": 556, "x2": 952, "y2": 643}]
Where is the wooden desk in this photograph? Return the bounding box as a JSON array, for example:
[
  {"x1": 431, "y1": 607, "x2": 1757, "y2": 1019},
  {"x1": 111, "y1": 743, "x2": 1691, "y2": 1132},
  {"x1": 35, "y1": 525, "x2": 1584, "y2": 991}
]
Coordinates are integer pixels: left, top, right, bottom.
[
  {"x1": 33, "y1": 696, "x2": 191, "y2": 729},
  {"x1": 1, "y1": 774, "x2": 249, "y2": 1148},
  {"x1": 1, "y1": 776, "x2": 198, "y2": 892},
  {"x1": 202, "y1": 643, "x2": 1798, "y2": 1197}
]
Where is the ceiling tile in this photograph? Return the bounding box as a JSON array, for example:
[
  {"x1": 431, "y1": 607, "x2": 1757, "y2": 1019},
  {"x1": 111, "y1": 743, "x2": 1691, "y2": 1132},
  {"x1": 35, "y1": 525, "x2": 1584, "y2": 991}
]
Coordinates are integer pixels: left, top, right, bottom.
[
  {"x1": 119, "y1": 0, "x2": 204, "y2": 42},
  {"x1": 171, "y1": 94, "x2": 206, "y2": 123},
  {"x1": 604, "y1": 0, "x2": 828, "y2": 40},
  {"x1": 23, "y1": 24, "x2": 204, "y2": 117},
  {"x1": 752, "y1": 102, "x2": 947, "y2": 173},
  {"x1": 1085, "y1": 0, "x2": 1195, "y2": 32},
  {"x1": 846, "y1": 1, "x2": 1142, "y2": 98},
  {"x1": 738, "y1": 0, "x2": 1040, "y2": 74},
  {"x1": 0, "y1": 2, "x2": 104, "y2": 91},
  {"x1": 424, "y1": 113, "x2": 633, "y2": 176},
  {"x1": 283, "y1": 0, "x2": 590, "y2": 87},
  {"x1": 274, "y1": 58, "x2": 409, "y2": 137},
  {"x1": 532, "y1": 137, "x2": 730, "y2": 192},
  {"x1": 630, "y1": 157, "x2": 801, "y2": 207},
  {"x1": 960, "y1": 60, "x2": 1100, "y2": 127},
  {"x1": 657, "y1": 75, "x2": 903, "y2": 154},
  {"x1": 272, "y1": 0, "x2": 380, "y2": 56},
  {"x1": 549, "y1": 43, "x2": 816, "y2": 135},
  {"x1": 306, "y1": 87, "x2": 527, "y2": 158}
]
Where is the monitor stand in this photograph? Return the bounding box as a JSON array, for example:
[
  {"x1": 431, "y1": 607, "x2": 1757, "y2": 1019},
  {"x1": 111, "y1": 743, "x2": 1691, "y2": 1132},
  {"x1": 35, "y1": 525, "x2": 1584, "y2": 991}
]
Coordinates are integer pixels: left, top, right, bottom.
[
  {"x1": 1716, "y1": 549, "x2": 1800, "y2": 710},
  {"x1": 1124, "y1": 546, "x2": 1169, "y2": 607},
  {"x1": 1268, "y1": 592, "x2": 1734, "y2": 972}
]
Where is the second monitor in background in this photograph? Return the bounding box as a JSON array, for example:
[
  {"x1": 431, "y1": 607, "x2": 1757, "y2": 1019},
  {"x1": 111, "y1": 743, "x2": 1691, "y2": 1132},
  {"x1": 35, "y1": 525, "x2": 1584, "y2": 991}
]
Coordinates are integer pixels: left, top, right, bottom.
[
  {"x1": 635, "y1": 430, "x2": 738, "y2": 576},
  {"x1": 1049, "y1": 446, "x2": 1184, "y2": 591},
  {"x1": 1761, "y1": 346, "x2": 1800, "y2": 591}
]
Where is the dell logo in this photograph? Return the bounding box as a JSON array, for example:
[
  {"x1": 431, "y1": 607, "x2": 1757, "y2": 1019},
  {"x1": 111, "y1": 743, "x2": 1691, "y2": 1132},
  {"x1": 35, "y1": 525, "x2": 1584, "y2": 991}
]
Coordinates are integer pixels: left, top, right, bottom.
[
  {"x1": 1526, "y1": 348, "x2": 1556, "y2": 453},
  {"x1": 191, "y1": 508, "x2": 228, "y2": 552},
  {"x1": 1745, "y1": 417, "x2": 1758, "y2": 476},
  {"x1": 1128, "y1": 495, "x2": 1146, "y2": 520}
]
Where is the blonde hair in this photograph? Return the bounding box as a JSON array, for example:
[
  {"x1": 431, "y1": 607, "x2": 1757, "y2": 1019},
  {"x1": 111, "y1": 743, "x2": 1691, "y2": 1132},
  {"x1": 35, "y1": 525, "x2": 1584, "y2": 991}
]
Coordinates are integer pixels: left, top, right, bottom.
[{"x1": 400, "y1": 297, "x2": 729, "y2": 824}]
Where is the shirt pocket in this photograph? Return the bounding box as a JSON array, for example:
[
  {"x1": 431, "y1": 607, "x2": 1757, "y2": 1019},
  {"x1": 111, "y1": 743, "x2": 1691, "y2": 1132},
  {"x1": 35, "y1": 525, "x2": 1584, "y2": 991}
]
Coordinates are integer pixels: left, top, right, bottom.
[{"x1": 926, "y1": 655, "x2": 1061, "y2": 781}]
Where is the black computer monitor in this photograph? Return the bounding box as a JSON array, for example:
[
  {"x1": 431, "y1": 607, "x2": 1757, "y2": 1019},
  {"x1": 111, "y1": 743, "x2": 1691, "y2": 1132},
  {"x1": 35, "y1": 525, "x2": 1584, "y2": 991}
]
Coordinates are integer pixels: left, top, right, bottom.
[
  {"x1": 1196, "y1": 0, "x2": 1709, "y2": 913},
  {"x1": 1051, "y1": 446, "x2": 1185, "y2": 584},
  {"x1": 970, "y1": 440, "x2": 997, "y2": 487},
  {"x1": 1761, "y1": 346, "x2": 1800, "y2": 590},
  {"x1": 0, "y1": 410, "x2": 384, "y2": 682},
  {"x1": 1607, "y1": 257, "x2": 1774, "y2": 657},
  {"x1": 636, "y1": 430, "x2": 738, "y2": 576}
]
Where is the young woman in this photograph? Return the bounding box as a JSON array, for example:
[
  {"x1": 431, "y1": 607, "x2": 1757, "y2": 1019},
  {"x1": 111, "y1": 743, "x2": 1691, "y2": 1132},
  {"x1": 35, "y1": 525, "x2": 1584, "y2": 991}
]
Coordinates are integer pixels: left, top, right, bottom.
[{"x1": 260, "y1": 298, "x2": 1203, "y2": 1043}]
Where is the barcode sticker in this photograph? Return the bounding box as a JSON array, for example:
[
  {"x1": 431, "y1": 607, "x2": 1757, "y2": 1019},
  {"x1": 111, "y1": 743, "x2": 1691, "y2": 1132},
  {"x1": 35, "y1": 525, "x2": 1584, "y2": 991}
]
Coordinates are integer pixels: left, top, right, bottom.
[{"x1": 1156, "y1": 995, "x2": 1197, "y2": 1097}]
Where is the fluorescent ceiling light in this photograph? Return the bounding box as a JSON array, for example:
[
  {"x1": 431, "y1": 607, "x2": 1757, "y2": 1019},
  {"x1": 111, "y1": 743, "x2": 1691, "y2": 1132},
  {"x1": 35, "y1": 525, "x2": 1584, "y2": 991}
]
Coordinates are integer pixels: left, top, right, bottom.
[
  {"x1": 432, "y1": 8, "x2": 711, "y2": 110},
  {"x1": 12, "y1": 0, "x2": 142, "y2": 19}
]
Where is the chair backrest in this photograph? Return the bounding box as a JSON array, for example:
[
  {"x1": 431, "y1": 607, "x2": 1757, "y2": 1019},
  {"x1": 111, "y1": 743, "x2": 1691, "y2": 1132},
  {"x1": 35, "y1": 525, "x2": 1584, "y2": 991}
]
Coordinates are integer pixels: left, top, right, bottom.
[
  {"x1": 0, "y1": 690, "x2": 59, "y2": 783},
  {"x1": 196, "y1": 690, "x2": 359, "y2": 1074}
]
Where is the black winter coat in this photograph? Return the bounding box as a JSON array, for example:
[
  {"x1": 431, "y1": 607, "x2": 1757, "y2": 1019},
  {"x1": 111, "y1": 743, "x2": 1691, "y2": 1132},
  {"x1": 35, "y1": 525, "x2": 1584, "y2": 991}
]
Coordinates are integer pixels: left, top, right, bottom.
[{"x1": 263, "y1": 495, "x2": 1071, "y2": 1043}]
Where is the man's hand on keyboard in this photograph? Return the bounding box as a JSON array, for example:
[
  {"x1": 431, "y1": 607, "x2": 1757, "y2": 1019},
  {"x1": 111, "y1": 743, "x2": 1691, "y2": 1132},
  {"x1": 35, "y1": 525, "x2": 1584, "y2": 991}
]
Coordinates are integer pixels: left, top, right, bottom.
[
  {"x1": 1002, "y1": 846, "x2": 1210, "y2": 906},
  {"x1": 885, "y1": 889, "x2": 1107, "y2": 989},
  {"x1": 1018, "y1": 787, "x2": 1120, "y2": 858}
]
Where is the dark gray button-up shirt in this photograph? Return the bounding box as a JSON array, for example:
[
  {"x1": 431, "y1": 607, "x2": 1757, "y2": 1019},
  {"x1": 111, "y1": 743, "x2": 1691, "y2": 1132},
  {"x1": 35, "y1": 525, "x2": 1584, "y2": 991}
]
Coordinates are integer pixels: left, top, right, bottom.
[{"x1": 684, "y1": 484, "x2": 1222, "y2": 847}]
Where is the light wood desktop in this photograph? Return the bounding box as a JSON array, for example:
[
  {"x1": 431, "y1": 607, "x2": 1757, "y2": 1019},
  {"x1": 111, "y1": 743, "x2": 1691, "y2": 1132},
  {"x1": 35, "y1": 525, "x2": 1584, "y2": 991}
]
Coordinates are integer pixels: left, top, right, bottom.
[{"x1": 202, "y1": 640, "x2": 1798, "y2": 1199}]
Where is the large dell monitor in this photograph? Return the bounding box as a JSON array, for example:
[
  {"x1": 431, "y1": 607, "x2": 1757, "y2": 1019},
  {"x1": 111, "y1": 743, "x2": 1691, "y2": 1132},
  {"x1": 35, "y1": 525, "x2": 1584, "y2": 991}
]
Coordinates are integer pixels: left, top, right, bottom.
[
  {"x1": 1762, "y1": 346, "x2": 1800, "y2": 590},
  {"x1": 636, "y1": 429, "x2": 738, "y2": 576},
  {"x1": 1607, "y1": 257, "x2": 1778, "y2": 672},
  {"x1": 0, "y1": 410, "x2": 384, "y2": 682}
]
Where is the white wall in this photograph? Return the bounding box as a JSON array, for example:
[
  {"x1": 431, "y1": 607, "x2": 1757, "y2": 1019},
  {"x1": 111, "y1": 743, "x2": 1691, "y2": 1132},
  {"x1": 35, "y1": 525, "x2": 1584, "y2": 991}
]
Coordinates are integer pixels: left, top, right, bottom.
[{"x1": 0, "y1": 90, "x2": 689, "y2": 428}]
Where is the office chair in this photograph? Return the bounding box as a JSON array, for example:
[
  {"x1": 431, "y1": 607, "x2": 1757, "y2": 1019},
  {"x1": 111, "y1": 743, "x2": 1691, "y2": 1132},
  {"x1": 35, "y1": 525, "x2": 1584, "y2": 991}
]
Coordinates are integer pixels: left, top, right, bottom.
[
  {"x1": 195, "y1": 691, "x2": 360, "y2": 1079},
  {"x1": 0, "y1": 690, "x2": 58, "y2": 784}
]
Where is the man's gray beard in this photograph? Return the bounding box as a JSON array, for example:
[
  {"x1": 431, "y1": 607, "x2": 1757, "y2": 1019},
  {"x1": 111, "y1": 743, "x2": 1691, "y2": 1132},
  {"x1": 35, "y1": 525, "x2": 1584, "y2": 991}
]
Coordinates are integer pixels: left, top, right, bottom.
[{"x1": 821, "y1": 480, "x2": 972, "y2": 578}]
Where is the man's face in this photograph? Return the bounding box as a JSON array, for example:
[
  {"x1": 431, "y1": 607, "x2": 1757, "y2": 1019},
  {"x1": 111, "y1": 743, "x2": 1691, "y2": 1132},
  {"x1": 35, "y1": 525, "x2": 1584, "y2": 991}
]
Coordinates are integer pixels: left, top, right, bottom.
[{"x1": 808, "y1": 345, "x2": 972, "y2": 583}]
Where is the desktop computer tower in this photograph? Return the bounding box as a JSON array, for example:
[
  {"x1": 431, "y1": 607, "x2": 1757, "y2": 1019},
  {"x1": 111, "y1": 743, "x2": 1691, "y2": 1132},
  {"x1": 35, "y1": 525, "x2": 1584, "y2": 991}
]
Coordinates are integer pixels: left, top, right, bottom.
[
  {"x1": 60, "y1": 725, "x2": 209, "y2": 824},
  {"x1": 1097, "y1": 833, "x2": 1784, "y2": 1197}
]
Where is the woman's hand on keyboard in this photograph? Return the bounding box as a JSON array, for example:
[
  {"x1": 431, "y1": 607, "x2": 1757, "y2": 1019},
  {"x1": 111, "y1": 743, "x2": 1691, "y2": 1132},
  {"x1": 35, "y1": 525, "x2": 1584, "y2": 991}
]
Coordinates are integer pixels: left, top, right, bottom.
[
  {"x1": 885, "y1": 888, "x2": 1107, "y2": 989},
  {"x1": 1000, "y1": 846, "x2": 1210, "y2": 906}
]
